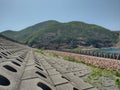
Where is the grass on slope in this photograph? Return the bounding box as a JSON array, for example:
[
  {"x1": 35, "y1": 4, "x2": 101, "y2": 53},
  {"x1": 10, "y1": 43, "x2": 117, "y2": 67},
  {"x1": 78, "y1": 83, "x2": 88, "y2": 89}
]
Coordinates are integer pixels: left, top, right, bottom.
[{"x1": 62, "y1": 56, "x2": 120, "y2": 90}]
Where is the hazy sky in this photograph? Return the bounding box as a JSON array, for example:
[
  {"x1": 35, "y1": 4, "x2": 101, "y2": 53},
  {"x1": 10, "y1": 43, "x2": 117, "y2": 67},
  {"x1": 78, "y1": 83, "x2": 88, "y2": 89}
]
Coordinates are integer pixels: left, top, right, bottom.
[{"x1": 0, "y1": 0, "x2": 120, "y2": 32}]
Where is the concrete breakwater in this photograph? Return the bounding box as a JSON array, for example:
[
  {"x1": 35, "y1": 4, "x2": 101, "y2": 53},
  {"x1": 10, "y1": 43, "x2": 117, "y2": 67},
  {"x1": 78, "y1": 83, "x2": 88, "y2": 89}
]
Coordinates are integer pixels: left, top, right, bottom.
[
  {"x1": 59, "y1": 49, "x2": 120, "y2": 60},
  {"x1": 0, "y1": 36, "x2": 99, "y2": 90}
]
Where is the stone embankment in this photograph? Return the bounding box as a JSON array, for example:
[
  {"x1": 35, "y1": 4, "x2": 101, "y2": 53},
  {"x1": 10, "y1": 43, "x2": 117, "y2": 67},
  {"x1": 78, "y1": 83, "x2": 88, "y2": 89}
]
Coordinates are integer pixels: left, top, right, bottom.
[{"x1": 47, "y1": 50, "x2": 120, "y2": 72}]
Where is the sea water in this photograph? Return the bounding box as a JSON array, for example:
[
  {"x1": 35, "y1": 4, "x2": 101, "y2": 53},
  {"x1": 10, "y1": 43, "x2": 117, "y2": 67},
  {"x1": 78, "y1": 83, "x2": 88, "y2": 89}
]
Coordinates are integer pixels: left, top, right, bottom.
[{"x1": 96, "y1": 49, "x2": 120, "y2": 54}]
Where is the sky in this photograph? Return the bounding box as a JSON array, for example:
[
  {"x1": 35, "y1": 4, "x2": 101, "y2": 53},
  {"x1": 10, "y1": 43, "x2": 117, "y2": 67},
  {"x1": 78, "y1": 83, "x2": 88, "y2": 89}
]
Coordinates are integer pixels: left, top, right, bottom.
[{"x1": 0, "y1": 0, "x2": 120, "y2": 32}]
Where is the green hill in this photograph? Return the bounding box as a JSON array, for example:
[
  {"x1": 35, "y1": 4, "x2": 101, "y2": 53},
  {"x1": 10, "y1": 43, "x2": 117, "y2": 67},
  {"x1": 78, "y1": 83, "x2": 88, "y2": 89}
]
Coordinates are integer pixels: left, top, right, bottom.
[
  {"x1": 0, "y1": 33, "x2": 19, "y2": 43},
  {"x1": 1, "y1": 30, "x2": 18, "y2": 39},
  {"x1": 1, "y1": 20, "x2": 119, "y2": 49}
]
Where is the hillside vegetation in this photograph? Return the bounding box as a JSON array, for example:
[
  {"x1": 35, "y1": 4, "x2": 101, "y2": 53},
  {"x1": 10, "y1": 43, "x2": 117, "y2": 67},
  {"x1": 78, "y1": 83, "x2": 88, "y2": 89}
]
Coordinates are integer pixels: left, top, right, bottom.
[
  {"x1": 1, "y1": 20, "x2": 119, "y2": 49},
  {"x1": 0, "y1": 33, "x2": 19, "y2": 42}
]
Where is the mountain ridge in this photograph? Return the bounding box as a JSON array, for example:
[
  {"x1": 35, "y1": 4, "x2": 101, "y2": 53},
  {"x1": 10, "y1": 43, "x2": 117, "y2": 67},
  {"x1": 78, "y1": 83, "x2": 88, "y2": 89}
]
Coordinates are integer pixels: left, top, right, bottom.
[{"x1": 1, "y1": 20, "x2": 119, "y2": 49}]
